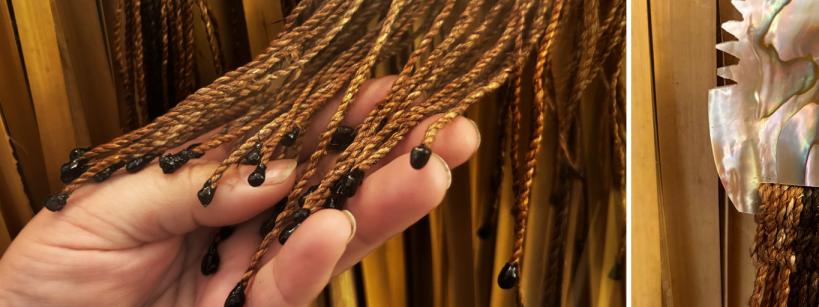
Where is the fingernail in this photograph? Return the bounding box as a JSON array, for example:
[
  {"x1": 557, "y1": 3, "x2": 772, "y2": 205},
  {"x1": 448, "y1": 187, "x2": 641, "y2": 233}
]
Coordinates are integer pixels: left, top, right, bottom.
[
  {"x1": 341, "y1": 210, "x2": 356, "y2": 243},
  {"x1": 264, "y1": 160, "x2": 297, "y2": 184},
  {"x1": 431, "y1": 153, "x2": 452, "y2": 188},
  {"x1": 466, "y1": 118, "x2": 481, "y2": 150}
]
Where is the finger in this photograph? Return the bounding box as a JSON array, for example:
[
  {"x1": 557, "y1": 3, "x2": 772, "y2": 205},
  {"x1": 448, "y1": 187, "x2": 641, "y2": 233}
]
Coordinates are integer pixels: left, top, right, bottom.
[
  {"x1": 299, "y1": 75, "x2": 398, "y2": 159},
  {"x1": 51, "y1": 159, "x2": 298, "y2": 246},
  {"x1": 378, "y1": 115, "x2": 480, "y2": 170},
  {"x1": 247, "y1": 209, "x2": 353, "y2": 307},
  {"x1": 334, "y1": 152, "x2": 453, "y2": 273},
  {"x1": 310, "y1": 114, "x2": 480, "y2": 187}
]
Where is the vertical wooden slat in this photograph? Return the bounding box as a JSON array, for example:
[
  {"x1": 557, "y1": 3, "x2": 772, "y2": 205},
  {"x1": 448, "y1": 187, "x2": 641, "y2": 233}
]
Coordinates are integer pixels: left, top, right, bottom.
[
  {"x1": 489, "y1": 164, "x2": 516, "y2": 307},
  {"x1": 0, "y1": 0, "x2": 50, "y2": 209},
  {"x1": 631, "y1": 0, "x2": 662, "y2": 306},
  {"x1": 10, "y1": 0, "x2": 90, "y2": 192},
  {"x1": 51, "y1": 0, "x2": 122, "y2": 143},
  {"x1": 649, "y1": 0, "x2": 721, "y2": 306},
  {"x1": 242, "y1": 0, "x2": 283, "y2": 57},
  {"x1": 441, "y1": 168, "x2": 477, "y2": 307},
  {"x1": 0, "y1": 110, "x2": 33, "y2": 249},
  {"x1": 329, "y1": 270, "x2": 360, "y2": 307},
  {"x1": 360, "y1": 237, "x2": 407, "y2": 307}
]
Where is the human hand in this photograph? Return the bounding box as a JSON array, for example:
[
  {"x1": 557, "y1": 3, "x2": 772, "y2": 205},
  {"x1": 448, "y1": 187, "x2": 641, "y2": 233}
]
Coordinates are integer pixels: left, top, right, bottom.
[{"x1": 0, "y1": 76, "x2": 481, "y2": 307}]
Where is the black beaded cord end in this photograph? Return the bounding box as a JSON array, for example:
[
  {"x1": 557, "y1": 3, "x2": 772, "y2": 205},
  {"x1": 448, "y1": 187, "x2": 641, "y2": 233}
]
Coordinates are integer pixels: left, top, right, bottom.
[
  {"x1": 68, "y1": 147, "x2": 89, "y2": 161},
  {"x1": 93, "y1": 162, "x2": 125, "y2": 183},
  {"x1": 126, "y1": 153, "x2": 157, "y2": 173},
  {"x1": 159, "y1": 153, "x2": 188, "y2": 174},
  {"x1": 410, "y1": 144, "x2": 432, "y2": 169},
  {"x1": 259, "y1": 217, "x2": 277, "y2": 236},
  {"x1": 333, "y1": 169, "x2": 364, "y2": 198},
  {"x1": 247, "y1": 164, "x2": 266, "y2": 187},
  {"x1": 273, "y1": 197, "x2": 288, "y2": 212},
  {"x1": 241, "y1": 143, "x2": 262, "y2": 165},
  {"x1": 60, "y1": 158, "x2": 89, "y2": 183},
  {"x1": 182, "y1": 143, "x2": 205, "y2": 159},
  {"x1": 198, "y1": 180, "x2": 216, "y2": 207},
  {"x1": 497, "y1": 261, "x2": 519, "y2": 289},
  {"x1": 201, "y1": 243, "x2": 220, "y2": 275},
  {"x1": 159, "y1": 144, "x2": 202, "y2": 174},
  {"x1": 328, "y1": 126, "x2": 356, "y2": 152},
  {"x1": 278, "y1": 223, "x2": 299, "y2": 244},
  {"x1": 224, "y1": 281, "x2": 246, "y2": 307},
  {"x1": 259, "y1": 198, "x2": 287, "y2": 235},
  {"x1": 292, "y1": 208, "x2": 310, "y2": 223},
  {"x1": 44, "y1": 192, "x2": 69, "y2": 212},
  {"x1": 324, "y1": 195, "x2": 344, "y2": 209},
  {"x1": 280, "y1": 127, "x2": 300, "y2": 147}
]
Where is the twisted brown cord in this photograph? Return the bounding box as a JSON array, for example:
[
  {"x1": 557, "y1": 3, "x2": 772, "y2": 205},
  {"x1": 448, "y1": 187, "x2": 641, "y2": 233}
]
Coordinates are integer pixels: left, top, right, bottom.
[
  {"x1": 195, "y1": 0, "x2": 224, "y2": 74},
  {"x1": 133, "y1": 0, "x2": 149, "y2": 126},
  {"x1": 543, "y1": 0, "x2": 625, "y2": 305},
  {"x1": 160, "y1": 0, "x2": 171, "y2": 110},
  {"x1": 752, "y1": 184, "x2": 819, "y2": 307}
]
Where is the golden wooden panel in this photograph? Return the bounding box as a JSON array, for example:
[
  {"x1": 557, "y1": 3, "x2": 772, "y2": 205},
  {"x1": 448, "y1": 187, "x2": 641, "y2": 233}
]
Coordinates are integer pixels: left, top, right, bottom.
[
  {"x1": 649, "y1": 0, "x2": 721, "y2": 305},
  {"x1": 0, "y1": 111, "x2": 32, "y2": 253},
  {"x1": 10, "y1": 0, "x2": 89, "y2": 191},
  {"x1": 0, "y1": 0, "x2": 50, "y2": 208},
  {"x1": 242, "y1": 0, "x2": 284, "y2": 57},
  {"x1": 51, "y1": 0, "x2": 121, "y2": 144},
  {"x1": 630, "y1": 0, "x2": 662, "y2": 306}
]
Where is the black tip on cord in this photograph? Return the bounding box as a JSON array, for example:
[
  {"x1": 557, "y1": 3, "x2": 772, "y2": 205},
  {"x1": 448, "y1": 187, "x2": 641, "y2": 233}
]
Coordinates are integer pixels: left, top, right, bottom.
[
  {"x1": 60, "y1": 158, "x2": 88, "y2": 183},
  {"x1": 497, "y1": 262, "x2": 519, "y2": 289},
  {"x1": 292, "y1": 208, "x2": 310, "y2": 223},
  {"x1": 68, "y1": 147, "x2": 89, "y2": 161},
  {"x1": 44, "y1": 192, "x2": 69, "y2": 212},
  {"x1": 241, "y1": 144, "x2": 262, "y2": 165},
  {"x1": 259, "y1": 218, "x2": 277, "y2": 236},
  {"x1": 333, "y1": 169, "x2": 364, "y2": 198},
  {"x1": 328, "y1": 126, "x2": 356, "y2": 152},
  {"x1": 224, "y1": 282, "x2": 246, "y2": 307},
  {"x1": 201, "y1": 244, "x2": 220, "y2": 275},
  {"x1": 410, "y1": 145, "x2": 431, "y2": 169},
  {"x1": 159, "y1": 154, "x2": 189, "y2": 174},
  {"x1": 248, "y1": 164, "x2": 266, "y2": 187},
  {"x1": 324, "y1": 195, "x2": 343, "y2": 209},
  {"x1": 126, "y1": 154, "x2": 157, "y2": 173},
  {"x1": 93, "y1": 162, "x2": 124, "y2": 183},
  {"x1": 198, "y1": 180, "x2": 216, "y2": 207},
  {"x1": 183, "y1": 143, "x2": 204, "y2": 158},
  {"x1": 281, "y1": 127, "x2": 300, "y2": 147},
  {"x1": 278, "y1": 223, "x2": 299, "y2": 244},
  {"x1": 160, "y1": 144, "x2": 202, "y2": 174}
]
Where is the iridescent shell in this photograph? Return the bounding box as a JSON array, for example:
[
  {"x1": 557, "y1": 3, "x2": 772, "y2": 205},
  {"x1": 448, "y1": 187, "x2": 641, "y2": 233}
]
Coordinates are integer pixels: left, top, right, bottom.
[{"x1": 709, "y1": 0, "x2": 819, "y2": 213}]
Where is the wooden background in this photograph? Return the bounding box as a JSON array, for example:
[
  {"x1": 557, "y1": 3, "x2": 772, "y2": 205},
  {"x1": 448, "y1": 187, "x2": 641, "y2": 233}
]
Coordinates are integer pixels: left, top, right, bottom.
[{"x1": 631, "y1": 0, "x2": 757, "y2": 306}]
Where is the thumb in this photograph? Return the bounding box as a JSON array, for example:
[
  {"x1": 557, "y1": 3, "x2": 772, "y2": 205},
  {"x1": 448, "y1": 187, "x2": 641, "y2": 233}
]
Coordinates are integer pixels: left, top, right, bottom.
[{"x1": 51, "y1": 159, "x2": 297, "y2": 243}]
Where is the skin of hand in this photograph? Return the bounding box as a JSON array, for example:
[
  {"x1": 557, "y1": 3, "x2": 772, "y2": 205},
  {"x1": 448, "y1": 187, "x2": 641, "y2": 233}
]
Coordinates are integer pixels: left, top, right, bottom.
[{"x1": 0, "y1": 76, "x2": 481, "y2": 307}]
